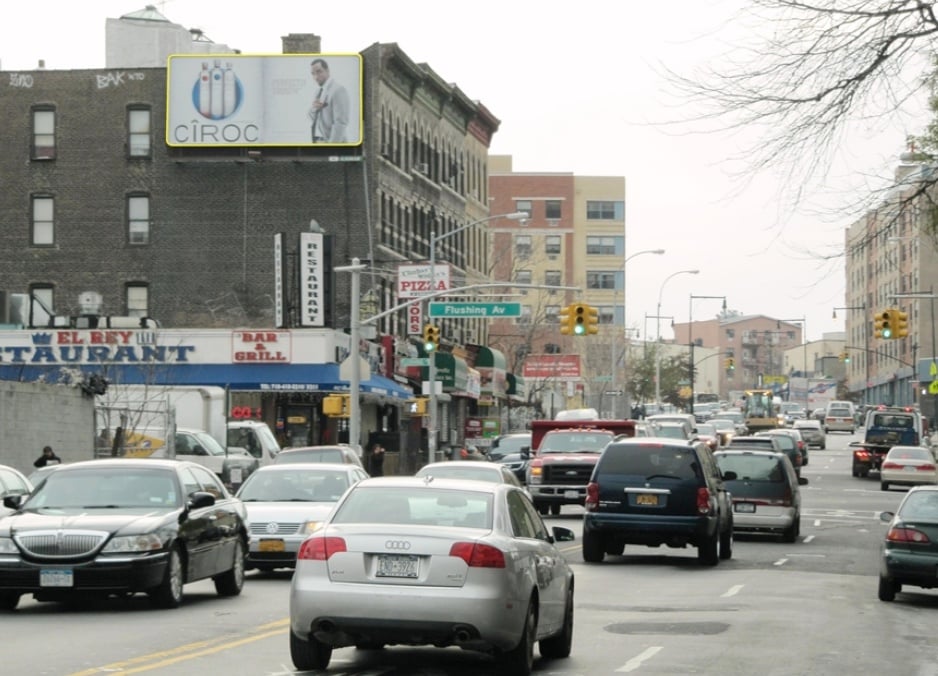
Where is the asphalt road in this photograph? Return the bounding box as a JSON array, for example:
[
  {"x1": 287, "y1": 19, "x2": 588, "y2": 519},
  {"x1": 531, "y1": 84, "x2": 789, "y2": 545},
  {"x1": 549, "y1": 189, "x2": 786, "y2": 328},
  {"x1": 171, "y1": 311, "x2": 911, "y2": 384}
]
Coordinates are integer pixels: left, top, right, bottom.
[{"x1": 7, "y1": 429, "x2": 938, "y2": 675}]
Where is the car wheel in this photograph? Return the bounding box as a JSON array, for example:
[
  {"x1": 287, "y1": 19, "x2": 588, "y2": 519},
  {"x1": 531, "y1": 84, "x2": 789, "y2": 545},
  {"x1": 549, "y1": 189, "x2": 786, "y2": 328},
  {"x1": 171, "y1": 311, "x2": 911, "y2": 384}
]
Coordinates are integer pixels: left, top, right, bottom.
[
  {"x1": 605, "y1": 541, "x2": 625, "y2": 556},
  {"x1": 148, "y1": 545, "x2": 184, "y2": 609},
  {"x1": 881, "y1": 482, "x2": 889, "y2": 492},
  {"x1": 878, "y1": 574, "x2": 898, "y2": 602},
  {"x1": 719, "y1": 523, "x2": 733, "y2": 560},
  {"x1": 0, "y1": 592, "x2": 20, "y2": 611},
  {"x1": 582, "y1": 530, "x2": 605, "y2": 563},
  {"x1": 499, "y1": 596, "x2": 537, "y2": 676},
  {"x1": 290, "y1": 630, "x2": 332, "y2": 671},
  {"x1": 549, "y1": 504, "x2": 561, "y2": 516},
  {"x1": 355, "y1": 641, "x2": 385, "y2": 650},
  {"x1": 698, "y1": 531, "x2": 719, "y2": 566},
  {"x1": 535, "y1": 503, "x2": 549, "y2": 516},
  {"x1": 820, "y1": 444, "x2": 826, "y2": 450},
  {"x1": 782, "y1": 517, "x2": 799, "y2": 543},
  {"x1": 539, "y1": 585, "x2": 573, "y2": 659},
  {"x1": 213, "y1": 539, "x2": 246, "y2": 597}
]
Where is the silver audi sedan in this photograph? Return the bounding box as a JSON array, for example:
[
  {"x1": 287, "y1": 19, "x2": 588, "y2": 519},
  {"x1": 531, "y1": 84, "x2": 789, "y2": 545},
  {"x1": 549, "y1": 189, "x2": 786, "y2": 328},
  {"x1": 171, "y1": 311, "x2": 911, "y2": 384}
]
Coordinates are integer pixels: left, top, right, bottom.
[{"x1": 289, "y1": 476, "x2": 575, "y2": 675}]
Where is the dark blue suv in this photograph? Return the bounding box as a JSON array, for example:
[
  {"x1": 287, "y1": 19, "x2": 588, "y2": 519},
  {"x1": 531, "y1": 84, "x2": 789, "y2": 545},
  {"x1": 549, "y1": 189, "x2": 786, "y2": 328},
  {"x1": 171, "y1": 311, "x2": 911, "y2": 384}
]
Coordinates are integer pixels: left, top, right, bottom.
[{"x1": 583, "y1": 438, "x2": 733, "y2": 565}]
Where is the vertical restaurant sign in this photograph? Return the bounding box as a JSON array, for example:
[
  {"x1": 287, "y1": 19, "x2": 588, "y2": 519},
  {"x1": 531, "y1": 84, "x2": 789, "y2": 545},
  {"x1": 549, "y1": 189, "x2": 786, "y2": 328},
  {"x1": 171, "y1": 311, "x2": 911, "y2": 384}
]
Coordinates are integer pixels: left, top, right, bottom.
[
  {"x1": 299, "y1": 232, "x2": 324, "y2": 327},
  {"x1": 274, "y1": 233, "x2": 284, "y2": 328}
]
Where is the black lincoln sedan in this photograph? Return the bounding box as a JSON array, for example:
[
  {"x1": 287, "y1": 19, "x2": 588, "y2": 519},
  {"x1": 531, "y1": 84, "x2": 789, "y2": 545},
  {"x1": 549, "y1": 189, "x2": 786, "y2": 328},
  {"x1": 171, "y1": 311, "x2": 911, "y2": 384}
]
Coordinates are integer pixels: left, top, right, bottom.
[{"x1": 0, "y1": 458, "x2": 248, "y2": 611}]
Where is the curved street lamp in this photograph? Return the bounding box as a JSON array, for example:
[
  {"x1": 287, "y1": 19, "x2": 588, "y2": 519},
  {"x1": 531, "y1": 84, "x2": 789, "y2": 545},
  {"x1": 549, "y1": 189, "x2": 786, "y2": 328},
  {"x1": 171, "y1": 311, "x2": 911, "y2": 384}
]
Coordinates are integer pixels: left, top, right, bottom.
[{"x1": 655, "y1": 269, "x2": 699, "y2": 405}]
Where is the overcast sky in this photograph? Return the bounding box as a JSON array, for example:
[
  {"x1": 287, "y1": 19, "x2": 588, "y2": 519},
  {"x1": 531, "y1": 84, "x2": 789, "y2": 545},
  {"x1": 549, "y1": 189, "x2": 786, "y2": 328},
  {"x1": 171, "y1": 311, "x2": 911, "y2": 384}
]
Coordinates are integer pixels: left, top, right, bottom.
[{"x1": 2, "y1": 0, "x2": 929, "y2": 342}]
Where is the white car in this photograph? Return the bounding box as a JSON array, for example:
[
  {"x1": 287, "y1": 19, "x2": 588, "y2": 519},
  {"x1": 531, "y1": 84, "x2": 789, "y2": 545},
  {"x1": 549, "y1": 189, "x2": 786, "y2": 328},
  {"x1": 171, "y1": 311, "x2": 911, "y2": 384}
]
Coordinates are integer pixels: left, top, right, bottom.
[
  {"x1": 289, "y1": 476, "x2": 575, "y2": 674},
  {"x1": 236, "y1": 463, "x2": 369, "y2": 571},
  {"x1": 880, "y1": 446, "x2": 938, "y2": 491}
]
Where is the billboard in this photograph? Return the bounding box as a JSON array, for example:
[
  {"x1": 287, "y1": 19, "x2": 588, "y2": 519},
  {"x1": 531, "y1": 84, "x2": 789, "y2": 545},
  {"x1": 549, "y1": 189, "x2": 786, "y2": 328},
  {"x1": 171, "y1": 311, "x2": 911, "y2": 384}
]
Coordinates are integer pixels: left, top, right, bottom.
[
  {"x1": 166, "y1": 54, "x2": 363, "y2": 147},
  {"x1": 397, "y1": 264, "x2": 452, "y2": 299},
  {"x1": 522, "y1": 354, "x2": 581, "y2": 380}
]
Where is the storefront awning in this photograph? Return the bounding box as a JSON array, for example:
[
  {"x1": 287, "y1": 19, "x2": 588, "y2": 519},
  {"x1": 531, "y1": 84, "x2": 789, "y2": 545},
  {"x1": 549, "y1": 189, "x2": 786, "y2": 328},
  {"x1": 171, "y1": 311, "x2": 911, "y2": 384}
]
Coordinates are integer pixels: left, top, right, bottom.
[
  {"x1": 419, "y1": 353, "x2": 478, "y2": 397},
  {"x1": 0, "y1": 363, "x2": 413, "y2": 400},
  {"x1": 475, "y1": 347, "x2": 507, "y2": 402},
  {"x1": 506, "y1": 372, "x2": 527, "y2": 401}
]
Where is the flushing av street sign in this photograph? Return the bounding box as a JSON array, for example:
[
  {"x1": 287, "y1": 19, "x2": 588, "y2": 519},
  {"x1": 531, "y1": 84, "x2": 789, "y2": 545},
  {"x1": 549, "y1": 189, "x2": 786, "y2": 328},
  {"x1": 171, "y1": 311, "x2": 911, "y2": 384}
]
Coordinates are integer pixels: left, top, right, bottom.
[{"x1": 428, "y1": 302, "x2": 522, "y2": 318}]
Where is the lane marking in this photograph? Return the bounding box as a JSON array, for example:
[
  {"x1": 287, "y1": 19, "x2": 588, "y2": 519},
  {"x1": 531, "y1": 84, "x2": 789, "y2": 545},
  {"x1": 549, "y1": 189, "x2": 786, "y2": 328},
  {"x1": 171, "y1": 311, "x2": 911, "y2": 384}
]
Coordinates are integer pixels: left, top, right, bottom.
[
  {"x1": 802, "y1": 534, "x2": 815, "y2": 543},
  {"x1": 616, "y1": 646, "x2": 663, "y2": 672},
  {"x1": 814, "y1": 520, "x2": 821, "y2": 527},
  {"x1": 773, "y1": 558, "x2": 789, "y2": 566},
  {"x1": 69, "y1": 619, "x2": 290, "y2": 675},
  {"x1": 721, "y1": 584, "x2": 744, "y2": 598}
]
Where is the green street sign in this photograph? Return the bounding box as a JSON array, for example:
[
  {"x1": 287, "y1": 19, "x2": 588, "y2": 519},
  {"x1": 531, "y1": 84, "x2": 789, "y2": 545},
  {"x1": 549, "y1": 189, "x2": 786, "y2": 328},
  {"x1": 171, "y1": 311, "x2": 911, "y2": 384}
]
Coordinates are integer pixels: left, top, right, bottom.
[
  {"x1": 401, "y1": 357, "x2": 430, "y2": 367},
  {"x1": 428, "y1": 302, "x2": 522, "y2": 318}
]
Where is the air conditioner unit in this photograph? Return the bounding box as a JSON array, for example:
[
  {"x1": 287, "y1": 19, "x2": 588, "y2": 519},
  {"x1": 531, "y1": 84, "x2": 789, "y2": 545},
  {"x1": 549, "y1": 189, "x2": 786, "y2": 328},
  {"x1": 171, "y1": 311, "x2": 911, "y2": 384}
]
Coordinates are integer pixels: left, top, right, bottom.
[
  {"x1": 548, "y1": 255, "x2": 558, "y2": 261},
  {"x1": 415, "y1": 163, "x2": 429, "y2": 174}
]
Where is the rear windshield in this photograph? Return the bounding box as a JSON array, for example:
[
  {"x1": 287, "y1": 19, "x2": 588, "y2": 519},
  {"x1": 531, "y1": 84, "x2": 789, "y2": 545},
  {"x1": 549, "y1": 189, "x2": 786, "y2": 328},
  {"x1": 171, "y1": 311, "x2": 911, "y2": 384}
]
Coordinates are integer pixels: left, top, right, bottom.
[
  {"x1": 332, "y1": 486, "x2": 493, "y2": 529},
  {"x1": 599, "y1": 444, "x2": 701, "y2": 480},
  {"x1": 899, "y1": 492, "x2": 938, "y2": 520},
  {"x1": 828, "y1": 407, "x2": 852, "y2": 416},
  {"x1": 716, "y1": 454, "x2": 785, "y2": 483},
  {"x1": 277, "y1": 449, "x2": 342, "y2": 463},
  {"x1": 539, "y1": 431, "x2": 613, "y2": 453}
]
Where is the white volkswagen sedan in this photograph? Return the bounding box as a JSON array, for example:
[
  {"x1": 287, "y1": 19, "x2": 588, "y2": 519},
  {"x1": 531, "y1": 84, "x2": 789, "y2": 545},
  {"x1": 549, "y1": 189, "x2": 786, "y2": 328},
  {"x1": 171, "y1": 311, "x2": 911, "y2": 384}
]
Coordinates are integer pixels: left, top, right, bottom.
[
  {"x1": 880, "y1": 446, "x2": 938, "y2": 491},
  {"x1": 289, "y1": 476, "x2": 575, "y2": 675}
]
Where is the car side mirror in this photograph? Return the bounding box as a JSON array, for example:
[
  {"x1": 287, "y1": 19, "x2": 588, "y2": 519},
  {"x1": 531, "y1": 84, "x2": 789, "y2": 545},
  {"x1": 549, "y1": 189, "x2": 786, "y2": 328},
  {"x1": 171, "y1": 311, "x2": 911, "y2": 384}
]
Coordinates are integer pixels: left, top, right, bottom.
[
  {"x1": 798, "y1": 476, "x2": 809, "y2": 486},
  {"x1": 520, "y1": 447, "x2": 531, "y2": 459},
  {"x1": 551, "y1": 526, "x2": 576, "y2": 542},
  {"x1": 187, "y1": 491, "x2": 216, "y2": 509},
  {"x1": 3, "y1": 494, "x2": 25, "y2": 510}
]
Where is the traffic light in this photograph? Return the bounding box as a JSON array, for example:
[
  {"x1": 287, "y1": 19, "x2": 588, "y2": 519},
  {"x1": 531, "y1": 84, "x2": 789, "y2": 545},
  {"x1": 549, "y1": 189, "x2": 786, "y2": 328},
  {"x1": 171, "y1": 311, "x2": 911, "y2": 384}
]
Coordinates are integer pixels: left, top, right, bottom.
[
  {"x1": 423, "y1": 324, "x2": 440, "y2": 352},
  {"x1": 894, "y1": 309, "x2": 909, "y2": 338},
  {"x1": 876, "y1": 309, "x2": 894, "y2": 339},
  {"x1": 559, "y1": 304, "x2": 575, "y2": 335},
  {"x1": 407, "y1": 398, "x2": 428, "y2": 416},
  {"x1": 839, "y1": 351, "x2": 850, "y2": 363},
  {"x1": 724, "y1": 357, "x2": 735, "y2": 371},
  {"x1": 582, "y1": 304, "x2": 599, "y2": 335},
  {"x1": 322, "y1": 394, "x2": 349, "y2": 417}
]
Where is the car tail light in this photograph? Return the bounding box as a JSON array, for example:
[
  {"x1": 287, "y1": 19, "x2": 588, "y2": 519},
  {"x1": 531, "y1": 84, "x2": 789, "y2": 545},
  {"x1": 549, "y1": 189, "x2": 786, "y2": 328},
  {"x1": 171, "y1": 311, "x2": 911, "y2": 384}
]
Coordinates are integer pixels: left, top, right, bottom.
[
  {"x1": 887, "y1": 527, "x2": 931, "y2": 544},
  {"x1": 917, "y1": 464, "x2": 937, "y2": 472},
  {"x1": 854, "y1": 449, "x2": 871, "y2": 461},
  {"x1": 449, "y1": 542, "x2": 506, "y2": 568},
  {"x1": 585, "y1": 482, "x2": 599, "y2": 511},
  {"x1": 297, "y1": 536, "x2": 347, "y2": 561},
  {"x1": 882, "y1": 461, "x2": 902, "y2": 470},
  {"x1": 696, "y1": 487, "x2": 711, "y2": 515}
]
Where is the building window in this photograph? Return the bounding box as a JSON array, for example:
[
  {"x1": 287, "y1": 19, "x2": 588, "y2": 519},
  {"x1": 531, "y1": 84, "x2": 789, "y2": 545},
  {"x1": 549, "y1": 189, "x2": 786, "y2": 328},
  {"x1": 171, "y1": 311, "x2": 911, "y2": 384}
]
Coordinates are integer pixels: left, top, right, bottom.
[
  {"x1": 515, "y1": 199, "x2": 532, "y2": 218},
  {"x1": 31, "y1": 196, "x2": 54, "y2": 245},
  {"x1": 544, "y1": 270, "x2": 562, "y2": 292},
  {"x1": 544, "y1": 343, "x2": 561, "y2": 354},
  {"x1": 545, "y1": 200, "x2": 562, "y2": 219},
  {"x1": 517, "y1": 305, "x2": 532, "y2": 325},
  {"x1": 545, "y1": 235, "x2": 561, "y2": 255},
  {"x1": 128, "y1": 107, "x2": 151, "y2": 157},
  {"x1": 586, "y1": 236, "x2": 623, "y2": 255},
  {"x1": 545, "y1": 305, "x2": 561, "y2": 323},
  {"x1": 725, "y1": 328, "x2": 735, "y2": 339},
  {"x1": 126, "y1": 284, "x2": 149, "y2": 317},
  {"x1": 515, "y1": 269, "x2": 531, "y2": 295},
  {"x1": 29, "y1": 285, "x2": 54, "y2": 327},
  {"x1": 586, "y1": 200, "x2": 624, "y2": 220},
  {"x1": 128, "y1": 195, "x2": 150, "y2": 244},
  {"x1": 32, "y1": 108, "x2": 55, "y2": 159},
  {"x1": 598, "y1": 305, "x2": 615, "y2": 324},
  {"x1": 586, "y1": 271, "x2": 617, "y2": 289},
  {"x1": 515, "y1": 234, "x2": 532, "y2": 258}
]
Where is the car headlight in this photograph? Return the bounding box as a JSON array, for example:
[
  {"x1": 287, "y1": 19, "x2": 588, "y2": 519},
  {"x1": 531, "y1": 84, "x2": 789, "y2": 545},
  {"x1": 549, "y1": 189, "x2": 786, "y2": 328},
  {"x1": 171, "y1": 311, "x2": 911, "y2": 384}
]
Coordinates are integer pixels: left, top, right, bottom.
[
  {"x1": 302, "y1": 521, "x2": 323, "y2": 534},
  {"x1": 102, "y1": 533, "x2": 164, "y2": 553},
  {"x1": 0, "y1": 537, "x2": 18, "y2": 554}
]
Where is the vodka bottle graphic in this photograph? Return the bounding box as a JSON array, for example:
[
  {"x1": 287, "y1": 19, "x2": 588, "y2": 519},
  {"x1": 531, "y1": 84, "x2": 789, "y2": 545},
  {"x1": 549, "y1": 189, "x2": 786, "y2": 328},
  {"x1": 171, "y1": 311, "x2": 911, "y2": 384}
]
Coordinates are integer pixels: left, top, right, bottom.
[
  {"x1": 210, "y1": 59, "x2": 224, "y2": 119},
  {"x1": 223, "y1": 62, "x2": 236, "y2": 117},
  {"x1": 198, "y1": 62, "x2": 211, "y2": 117}
]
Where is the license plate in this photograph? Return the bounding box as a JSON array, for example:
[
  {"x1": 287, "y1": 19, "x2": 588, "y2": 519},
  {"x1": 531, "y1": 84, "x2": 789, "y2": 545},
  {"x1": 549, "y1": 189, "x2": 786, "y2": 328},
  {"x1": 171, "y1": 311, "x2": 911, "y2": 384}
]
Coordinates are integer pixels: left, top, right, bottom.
[
  {"x1": 636, "y1": 494, "x2": 658, "y2": 506},
  {"x1": 905, "y1": 466, "x2": 917, "y2": 472},
  {"x1": 40, "y1": 568, "x2": 73, "y2": 587},
  {"x1": 564, "y1": 490, "x2": 579, "y2": 499},
  {"x1": 259, "y1": 539, "x2": 285, "y2": 552},
  {"x1": 735, "y1": 503, "x2": 756, "y2": 513},
  {"x1": 376, "y1": 554, "x2": 418, "y2": 578},
  {"x1": 230, "y1": 468, "x2": 243, "y2": 484}
]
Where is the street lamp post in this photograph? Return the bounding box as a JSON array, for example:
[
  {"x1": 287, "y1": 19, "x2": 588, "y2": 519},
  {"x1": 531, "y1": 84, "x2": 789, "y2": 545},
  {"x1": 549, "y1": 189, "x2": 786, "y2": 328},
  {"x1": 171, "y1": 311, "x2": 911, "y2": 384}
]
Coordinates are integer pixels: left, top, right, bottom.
[
  {"x1": 688, "y1": 294, "x2": 727, "y2": 414},
  {"x1": 334, "y1": 258, "x2": 368, "y2": 453},
  {"x1": 833, "y1": 304, "x2": 868, "y2": 405},
  {"x1": 425, "y1": 211, "x2": 528, "y2": 465},
  {"x1": 617, "y1": 248, "x2": 665, "y2": 417},
  {"x1": 655, "y1": 269, "x2": 699, "y2": 406}
]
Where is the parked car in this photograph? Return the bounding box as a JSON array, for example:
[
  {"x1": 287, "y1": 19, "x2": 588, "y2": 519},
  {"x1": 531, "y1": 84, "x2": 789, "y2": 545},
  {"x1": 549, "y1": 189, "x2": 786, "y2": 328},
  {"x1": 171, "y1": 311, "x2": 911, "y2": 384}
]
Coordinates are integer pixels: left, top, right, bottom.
[
  {"x1": 236, "y1": 463, "x2": 369, "y2": 571},
  {"x1": 0, "y1": 458, "x2": 247, "y2": 610},
  {"x1": 878, "y1": 485, "x2": 938, "y2": 601},
  {"x1": 415, "y1": 460, "x2": 523, "y2": 487},
  {"x1": 879, "y1": 446, "x2": 938, "y2": 492},
  {"x1": 289, "y1": 476, "x2": 575, "y2": 674},
  {"x1": 0, "y1": 465, "x2": 32, "y2": 516},
  {"x1": 582, "y1": 439, "x2": 734, "y2": 565},
  {"x1": 488, "y1": 432, "x2": 533, "y2": 483},
  {"x1": 173, "y1": 427, "x2": 259, "y2": 489},
  {"x1": 793, "y1": 419, "x2": 826, "y2": 450},
  {"x1": 275, "y1": 445, "x2": 365, "y2": 469},
  {"x1": 714, "y1": 449, "x2": 802, "y2": 542}
]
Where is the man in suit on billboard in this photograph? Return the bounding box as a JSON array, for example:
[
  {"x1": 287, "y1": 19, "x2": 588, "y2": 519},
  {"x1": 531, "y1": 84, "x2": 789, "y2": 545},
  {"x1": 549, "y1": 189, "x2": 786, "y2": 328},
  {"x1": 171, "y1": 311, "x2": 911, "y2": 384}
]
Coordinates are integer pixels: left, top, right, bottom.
[{"x1": 308, "y1": 58, "x2": 350, "y2": 143}]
